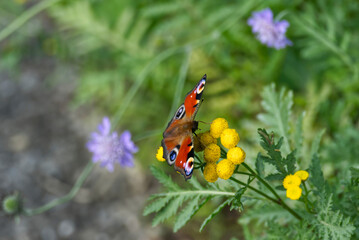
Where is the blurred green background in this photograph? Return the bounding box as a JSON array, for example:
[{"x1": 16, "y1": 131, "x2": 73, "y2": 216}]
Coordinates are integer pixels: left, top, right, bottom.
[{"x1": 0, "y1": 0, "x2": 358, "y2": 239}]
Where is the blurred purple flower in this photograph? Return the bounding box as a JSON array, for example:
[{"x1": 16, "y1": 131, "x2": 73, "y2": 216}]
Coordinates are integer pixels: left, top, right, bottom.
[
  {"x1": 86, "y1": 117, "x2": 138, "y2": 172},
  {"x1": 248, "y1": 8, "x2": 292, "y2": 49}
]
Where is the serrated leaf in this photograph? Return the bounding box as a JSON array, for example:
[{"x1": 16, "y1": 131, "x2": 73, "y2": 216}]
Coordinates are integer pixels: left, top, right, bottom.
[
  {"x1": 257, "y1": 84, "x2": 293, "y2": 155},
  {"x1": 314, "y1": 195, "x2": 355, "y2": 240},
  {"x1": 143, "y1": 196, "x2": 172, "y2": 216},
  {"x1": 294, "y1": 112, "x2": 305, "y2": 160},
  {"x1": 309, "y1": 154, "x2": 325, "y2": 192},
  {"x1": 173, "y1": 196, "x2": 210, "y2": 232},
  {"x1": 150, "y1": 165, "x2": 180, "y2": 191},
  {"x1": 285, "y1": 150, "x2": 297, "y2": 174},
  {"x1": 152, "y1": 195, "x2": 187, "y2": 226},
  {"x1": 199, "y1": 199, "x2": 231, "y2": 232},
  {"x1": 265, "y1": 173, "x2": 283, "y2": 181}
]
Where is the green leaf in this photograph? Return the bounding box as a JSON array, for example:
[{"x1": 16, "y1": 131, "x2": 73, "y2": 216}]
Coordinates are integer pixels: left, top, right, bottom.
[
  {"x1": 285, "y1": 150, "x2": 297, "y2": 174},
  {"x1": 199, "y1": 199, "x2": 231, "y2": 232},
  {"x1": 265, "y1": 173, "x2": 283, "y2": 181},
  {"x1": 173, "y1": 196, "x2": 210, "y2": 232},
  {"x1": 257, "y1": 129, "x2": 297, "y2": 178},
  {"x1": 313, "y1": 195, "x2": 355, "y2": 240},
  {"x1": 258, "y1": 84, "x2": 293, "y2": 155},
  {"x1": 294, "y1": 112, "x2": 305, "y2": 160},
  {"x1": 309, "y1": 154, "x2": 325, "y2": 192},
  {"x1": 143, "y1": 196, "x2": 172, "y2": 216},
  {"x1": 152, "y1": 196, "x2": 187, "y2": 226},
  {"x1": 150, "y1": 165, "x2": 180, "y2": 191}
]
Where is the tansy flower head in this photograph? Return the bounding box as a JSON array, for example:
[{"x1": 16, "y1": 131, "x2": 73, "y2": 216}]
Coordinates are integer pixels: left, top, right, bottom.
[
  {"x1": 227, "y1": 147, "x2": 246, "y2": 165},
  {"x1": 286, "y1": 186, "x2": 302, "y2": 200},
  {"x1": 193, "y1": 133, "x2": 205, "y2": 152},
  {"x1": 86, "y1": 117, "x2": 138, "y2": 172},
  {"x1": 200, "y1": 131, "x2": 217, "y2": 147},
  {"x1": 156, "y1": 146, "x2": 166, "y2": 162},
  {"x1": 295, "y1": 170, "x2": 309, "y2": 181},
  {"x1": 216, "y1": 159, "x2": 235, "y2": 180},
  {"x1": 203, "y1": 163, "x2": 218, "y2": 183},
  {"x1": 221, "y1": 128, "x2": 240, "y2": 149},
  {"x1": 283, "y1": 174, "x2": 301, "y2": 189},
  {"x1": 210, "y1": 118, "x2": 228, "y2": 138},
  {"x1": 204, "y1": 143, "x2": 221, "y2": 163}
]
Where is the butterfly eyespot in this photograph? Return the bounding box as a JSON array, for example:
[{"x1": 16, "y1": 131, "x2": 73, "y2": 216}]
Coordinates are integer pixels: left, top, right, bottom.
[
  {"x1": 170, "y1": 151, "x2": 177, "y2": 161},
  {"x1": 185, "y1": 157, "x2": 194, "y2": 176},
  {"x1": 175, "y1": 105, "x2": 185, "y2": 119}
]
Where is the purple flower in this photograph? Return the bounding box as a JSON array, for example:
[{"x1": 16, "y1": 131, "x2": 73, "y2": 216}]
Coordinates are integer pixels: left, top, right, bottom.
[
  {"x1": 248, "y1": 8, "x2": 292, "y2": 49},
  {"x1": 86, "y1": 117, "x2": 138, "y2": 172}
]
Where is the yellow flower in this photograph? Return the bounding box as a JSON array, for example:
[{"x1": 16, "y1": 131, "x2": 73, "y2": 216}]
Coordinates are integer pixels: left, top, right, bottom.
[
  {"x1": 216, "y1": 159, "x2": 235, "y2": 180},
  {"x1": 295, "y1": 170, "x2": 309, "y2": 181},
  {"x1": 227, "y1": 147, "x2": 246, "y2": 165},
  {"x1": 204, "y1": 143, "x2": 221, "y2": 162},
  {"x1": 193, "y1": 133, "x2": 205, "y2": 152},
  {"x1": 200, "y1": 131, "x2": 217, "y2": 147},
  {"x1": 286, "y1": 186, "x2": 302, "y2": 200},
  {"x1": 220, "y1": 128, "x2": 240, "y2": 149},
  {"x1": 203, "y1": 163, "x2": 218, "y2": 182},
  {"x1": 210, "y1": 118, "x2": 228, "y2": 138},
  {"x1": 156, "y1": 147, "x2": 166, "y2": 162},
  {"x1": 283, "y1": 174, "x2": 301, "y2": 189}
]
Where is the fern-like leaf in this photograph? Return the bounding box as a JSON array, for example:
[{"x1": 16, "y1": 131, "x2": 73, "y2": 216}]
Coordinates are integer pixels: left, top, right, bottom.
[
  {"x1": 199, "y1": 199, "x2": 232, "y2": 232},
  {"x1": 150, "y1": 165, "x2": 180, "y2": 191},
  {"x1": 257, "y1": 84, "x2": 293, "y2": 154},
  {"x1": 257, "y1": 129, "x2": 297, "y2": 179},
  {"x1": 173, "y1": 196, "x2": 210, "y2": 232},
  {"x1": 313, "y1": 195, "x2": 355, "y2": 240}
]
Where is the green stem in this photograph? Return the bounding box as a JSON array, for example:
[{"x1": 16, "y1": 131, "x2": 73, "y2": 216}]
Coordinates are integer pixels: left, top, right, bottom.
[
  {"x1": 23, "y1": 161, "x2": 94, "y2": 216},
  {"x1": 233, "y1": 170, "x2": 254, "y2": 176},
  {"x1": 0, "y1": 0, "x2": 61, "y2": 42},
  {"x1": 229, "y1": 177, "x2": 278, "y2": 204},
  {"x1": 242, "y1": 163, "x2": 302, "y2": 221}
]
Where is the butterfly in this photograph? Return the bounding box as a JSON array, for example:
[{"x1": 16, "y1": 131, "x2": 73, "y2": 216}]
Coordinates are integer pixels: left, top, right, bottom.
[{"x1": 161, "y1": 74, "x2": 206, "y2": 180}]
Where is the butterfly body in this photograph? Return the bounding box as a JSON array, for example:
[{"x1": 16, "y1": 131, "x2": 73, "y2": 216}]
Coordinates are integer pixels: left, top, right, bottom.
[{"x1": 161, "y1": 75, "x2": 206, "y2": 180}]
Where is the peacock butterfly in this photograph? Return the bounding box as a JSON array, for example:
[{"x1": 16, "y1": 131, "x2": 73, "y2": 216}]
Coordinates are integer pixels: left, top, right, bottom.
[{"x1": 161, "y1": 74, "x2": 206, "y2": 180}]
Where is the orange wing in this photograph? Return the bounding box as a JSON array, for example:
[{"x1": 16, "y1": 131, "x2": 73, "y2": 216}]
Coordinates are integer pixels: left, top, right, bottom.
[{"x1": 161, "y1": 75, "x2": 206, "y2": 180}]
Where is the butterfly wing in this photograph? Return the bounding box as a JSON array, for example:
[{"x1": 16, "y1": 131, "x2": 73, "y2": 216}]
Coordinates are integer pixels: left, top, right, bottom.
[{"x1": 162, "y1": 75, "x2": 206, "y2": 180}]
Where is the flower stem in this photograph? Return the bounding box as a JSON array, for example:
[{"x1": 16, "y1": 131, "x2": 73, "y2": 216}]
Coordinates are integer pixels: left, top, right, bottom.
[
  {"x1": 229, "y1": 177, "x2": 278, "y2": 203},
  {"x1": 23, "y1": 161, "x2": 95, "y2": 216},
  {"x1": 0, "y1": 0, "x2": 61, "y2": 42},
  {"x1": 242, "y1": 162, "x2": 302, "y2": 221}
]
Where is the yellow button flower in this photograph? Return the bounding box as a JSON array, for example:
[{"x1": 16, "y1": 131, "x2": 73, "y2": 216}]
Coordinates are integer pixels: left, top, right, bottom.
[
  {"x1": 210, "y1": 118, "x2": 228, "y2": 138},
  {"x1": 227, "y1": 147, "x2": 246, "y2": 165},
  {"x1": 216, "y1": 159, "x2": 235, "y2": 180},
  {"x1": 193, "y1": 133, "x2": 205, "y2": 152},
  {"x1": 200, "y1": 131, "x2": 217, "y2": 147},
  {"x1": 283, "y1": 174, "x2": 301, "y2": 189},
  {"x1": 294, "y1": 170, "x2": 309, "y2": 181},
  {"x1": 286, "y1": 186, "x2": 302, "y2": 200},
  {"x1": 220, "y1": 128, "x2": 240, "y2": 149},
  {"x1": 156, "y1": 147, "x2": 166, "y2": 162},
  {"x1": 204, "y1": 143, "x2": 220, "y2": 162},
  {"x1": 203, "y1": 163, "x2": 218, "y2": 183}
]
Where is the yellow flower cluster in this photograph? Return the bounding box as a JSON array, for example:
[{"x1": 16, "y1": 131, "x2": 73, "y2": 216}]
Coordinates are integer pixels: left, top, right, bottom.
[
  {"x1": 202, "y1": 118, "x2": 246, "y2": 182},
  {"x1": 283, "y1": 170, "x2": 309, "y2": 200}
]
